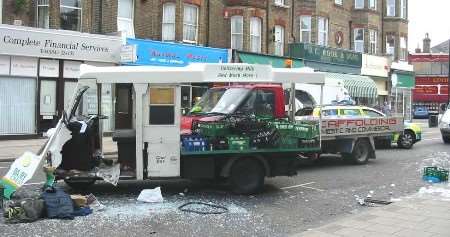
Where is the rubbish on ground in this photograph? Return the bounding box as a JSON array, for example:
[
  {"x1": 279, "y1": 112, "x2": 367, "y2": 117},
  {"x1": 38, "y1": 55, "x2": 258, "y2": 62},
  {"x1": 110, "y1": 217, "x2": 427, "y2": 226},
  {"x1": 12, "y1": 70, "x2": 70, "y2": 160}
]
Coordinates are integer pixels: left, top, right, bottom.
[
  {"x1": 364, "y1": 198, "x2": 392, "y2": 205},
  {"x1": 178, "y1": 201, "x2": 228, "y2": 215},
  {"x1": 71, "y1": 194, "x2": 87, "y2": 207},
  {"x1": 86, "y1": 193, "x2": 105, "y2": 211},
  {"x1": 390, "y1": 184, "x2": 396, "y2": 187},
  {"x1": 41, "y1": 186, "x2": 74, "y2": 220},
  {"x1": 4, "y1": 198, "x2": 45, "y2": 224},
  {"x1": 354, "y1": 195, "x2": 365, "y2": 205},
  {"x1": 72, "y1": 207, "x2": 93, "y2": 216},
  {"x1": 96, "y1": 163, "x2": 121, "y2": 186},
  {"x1": 137, "y1": 187, "x2": 164, "y2": 203},
  {"x1": 422, "y1": 166, "x2": 449, "y2": 183}
]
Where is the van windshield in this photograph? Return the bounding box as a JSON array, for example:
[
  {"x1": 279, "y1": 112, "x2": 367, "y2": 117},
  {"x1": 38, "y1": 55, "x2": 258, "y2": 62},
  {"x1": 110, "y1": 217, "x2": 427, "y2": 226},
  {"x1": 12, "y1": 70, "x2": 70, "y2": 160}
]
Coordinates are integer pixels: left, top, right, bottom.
[{"x1": 190, "y1": 88, "x2": 250, "y2": 115}]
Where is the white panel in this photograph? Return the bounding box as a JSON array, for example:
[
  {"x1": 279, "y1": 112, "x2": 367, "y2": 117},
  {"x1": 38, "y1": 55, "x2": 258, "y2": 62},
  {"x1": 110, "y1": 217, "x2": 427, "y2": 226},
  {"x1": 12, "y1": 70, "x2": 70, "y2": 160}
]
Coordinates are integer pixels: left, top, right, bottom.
[
  {"x1": 101, "y1": 83, "x2": 113, "y2": 132},
  {"x1": 64, "y1": 61, "x2": 82, "y2": 78},
  {"x1": 0, "y1": 77, "x2": 36, "y2": 134},
  {"x1": 64, "y1": 81, "x2": 78, "y2": 110},
  {"x1": 40, "y1": 80, "x2": 56, "y2": 115},
  {"x1": 39, "y1": 59, "x2": 59, "y2": 77},
  {"x1": 10, "y1": 56, "x2": 38, "y2": 77},
  {"x1": 0, "y1": 55, "x2": 10, "y2": 75}
]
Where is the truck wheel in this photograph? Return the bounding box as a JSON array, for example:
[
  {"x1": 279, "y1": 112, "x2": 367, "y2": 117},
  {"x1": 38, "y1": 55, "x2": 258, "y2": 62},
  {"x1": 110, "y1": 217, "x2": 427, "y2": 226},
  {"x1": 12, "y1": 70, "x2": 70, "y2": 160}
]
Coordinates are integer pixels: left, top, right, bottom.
[
  {"x1": 229, "y1": 158, "x2": 265, "y2": 194},
  {"x1": 64, "y1": 178, "x2": 96, "y2": 190},
  {"x1": 350, "y1": 139, "x2": 370, "y2": 165},
  {"x1": 398, "y1": 131, "x2": 415, "y2": 149},
  {"x1": 443, "y1": 136, "x2": 450, "y2": 144}
]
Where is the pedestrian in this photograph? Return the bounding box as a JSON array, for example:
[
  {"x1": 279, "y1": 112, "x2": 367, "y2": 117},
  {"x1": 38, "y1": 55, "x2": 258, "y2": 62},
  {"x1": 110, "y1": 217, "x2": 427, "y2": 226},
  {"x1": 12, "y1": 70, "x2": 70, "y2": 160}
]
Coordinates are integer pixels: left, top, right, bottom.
[{"x1": 382, "y1": 101, "x2": 391, "y2": 116}]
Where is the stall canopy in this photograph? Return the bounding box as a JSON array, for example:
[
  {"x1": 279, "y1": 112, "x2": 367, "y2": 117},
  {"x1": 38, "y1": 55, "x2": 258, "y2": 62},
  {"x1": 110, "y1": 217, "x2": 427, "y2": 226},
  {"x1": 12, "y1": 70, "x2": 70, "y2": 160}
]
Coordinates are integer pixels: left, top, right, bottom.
[
  {"x1": 238, "y1": 52, "x2": 304, "y2": 68},
  {"x1": 326, "y1": 73, "x2": 378, "y2": 98}
]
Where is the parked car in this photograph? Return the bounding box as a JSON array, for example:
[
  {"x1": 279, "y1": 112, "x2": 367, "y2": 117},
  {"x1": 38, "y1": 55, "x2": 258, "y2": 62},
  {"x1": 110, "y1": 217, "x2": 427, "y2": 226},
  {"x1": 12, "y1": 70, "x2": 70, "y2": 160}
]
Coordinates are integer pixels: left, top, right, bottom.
[
  {"x1": 439, "y1": 104, "x2": 450, "y2": 144},
  {"x1": 413, "y1": 106, "x2": 429, "y2": 119},
  {"x1": 308, "y1": 105, "x2": 422, "y2": 149}
]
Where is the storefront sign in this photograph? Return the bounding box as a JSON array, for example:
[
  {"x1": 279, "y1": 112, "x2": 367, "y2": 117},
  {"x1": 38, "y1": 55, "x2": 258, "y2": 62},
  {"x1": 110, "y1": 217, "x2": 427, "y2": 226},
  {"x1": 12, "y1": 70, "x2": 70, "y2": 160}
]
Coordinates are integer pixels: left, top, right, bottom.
[
  {"x1": 288, "y1": 43, "x2": 362, "y2": 67},
  {"x1": 39, "y1": 59, "x2": 59, "y2": 77},
  {"x1": 120, "y1": 45, "x2": 137, "y2": 63},
  {"x1": 63, "y1": 61, "x2": 82, "y2": 78},
  {"x1": 321, "y1": 117, "x2": 404, "y2": 137},
  {"x1": 361, "y1": 54, "x2": 389, "y2": 77},
  {"x1": 0, "y1": 55, "x2": 10, "y2": 75},
  {"x1": 414, "y1": 86, "x2": 438, "y2": 94},
  {"x1": 0, "y1": 25, "x2": 121, "y2": 63},
  {"x1": 415, "y1": 77, "x2": 448, "y2": 85},
  {"x1": 392, "y1": 72, "x2": 415, "y2": 88},
  {"x1": 126, "y1": 38, "x2": 228, "y2": 67},
  {"x1": 10, "y1": 56, "x2": 38, "y2": 77}
]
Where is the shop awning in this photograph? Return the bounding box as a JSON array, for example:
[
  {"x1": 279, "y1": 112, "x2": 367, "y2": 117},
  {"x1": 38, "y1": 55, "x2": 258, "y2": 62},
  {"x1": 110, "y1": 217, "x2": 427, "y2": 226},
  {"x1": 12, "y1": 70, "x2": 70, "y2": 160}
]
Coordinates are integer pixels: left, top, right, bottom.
[
  {"x1": 239, "y1": 52, "x2": 304, "y2": 68},
  {"x1": 326, "y1": 73, "x2": 378, "y2": 98}
]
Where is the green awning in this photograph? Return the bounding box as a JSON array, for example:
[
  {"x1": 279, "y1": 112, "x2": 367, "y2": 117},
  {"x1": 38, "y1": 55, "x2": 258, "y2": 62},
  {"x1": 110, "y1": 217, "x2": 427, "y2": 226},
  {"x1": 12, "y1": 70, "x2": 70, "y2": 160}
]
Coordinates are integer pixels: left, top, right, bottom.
[
  {"x1": 326, "y1": 73, "x2": 378, "y2": 98},
  {"x1": 239, "y1": 52, "x2": 304, "y2": 68}
]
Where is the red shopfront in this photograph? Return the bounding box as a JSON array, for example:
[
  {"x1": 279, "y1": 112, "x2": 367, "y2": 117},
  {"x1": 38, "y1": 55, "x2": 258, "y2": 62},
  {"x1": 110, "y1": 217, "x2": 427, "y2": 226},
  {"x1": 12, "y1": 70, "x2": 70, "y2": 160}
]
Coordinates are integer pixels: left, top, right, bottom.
[{"x1": 412, "y1": 77, "x2": 449, "y2": 112}]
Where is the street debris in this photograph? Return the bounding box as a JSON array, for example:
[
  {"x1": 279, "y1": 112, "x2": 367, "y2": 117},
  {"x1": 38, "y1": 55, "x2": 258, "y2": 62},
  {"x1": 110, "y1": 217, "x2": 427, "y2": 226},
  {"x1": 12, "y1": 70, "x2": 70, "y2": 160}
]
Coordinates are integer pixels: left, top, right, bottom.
[
  {"x1": 178, "y1": 202, "x2": 228, "y2": 215},
  {"x1": 137, "y1": 187, "x2": 164, "y2": 203}
]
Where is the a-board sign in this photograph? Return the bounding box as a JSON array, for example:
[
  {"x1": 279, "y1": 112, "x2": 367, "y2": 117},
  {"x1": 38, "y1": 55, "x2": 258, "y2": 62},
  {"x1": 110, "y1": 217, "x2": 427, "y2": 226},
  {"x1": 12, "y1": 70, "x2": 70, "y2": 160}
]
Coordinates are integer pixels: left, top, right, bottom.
[{"x1": 320, "y1": 117, "x2": 404, "y2": 137}]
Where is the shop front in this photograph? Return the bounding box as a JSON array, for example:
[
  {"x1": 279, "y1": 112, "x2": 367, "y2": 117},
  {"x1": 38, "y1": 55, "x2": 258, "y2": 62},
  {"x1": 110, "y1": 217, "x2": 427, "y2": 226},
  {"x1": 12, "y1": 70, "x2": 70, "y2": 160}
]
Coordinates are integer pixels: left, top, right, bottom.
[
  {"x1": 0, "y1": 24, "x2": 122, "y2": 136},
  {"x1": 288, "y1": 43, "x2": 378, "y2": 105},
  {"x1": 412, "y1": 77, "x2": 448, "y2": 113},
  {"x1": 122, "y1": 38, "x2": 229, "y2": 126},
  {"x1": 361, "y1": 54, "x2": 390, "y2": 106},
  {"x1": 390, "y1": 62, "x2": 415, "y2": 121}
]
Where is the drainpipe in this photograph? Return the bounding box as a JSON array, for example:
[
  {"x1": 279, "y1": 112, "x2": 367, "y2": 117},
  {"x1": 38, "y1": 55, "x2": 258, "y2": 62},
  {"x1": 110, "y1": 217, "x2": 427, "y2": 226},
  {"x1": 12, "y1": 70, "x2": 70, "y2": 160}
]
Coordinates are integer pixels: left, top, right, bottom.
[
  {"x1": 349, "y1": 20, "x2": 352, "y2": 50},
  {"x1": 266, "y1": 0, "x2": 270, "y2": 54},
  {"x1": 206, "y1": 0, "x2": 210, "y2": 46},
  {"x1": 290, "y1": 0, "x2": 296, "y2": 43},
  {"x1": 99, "y1": 0, "x2": 103, "y2": 33}
]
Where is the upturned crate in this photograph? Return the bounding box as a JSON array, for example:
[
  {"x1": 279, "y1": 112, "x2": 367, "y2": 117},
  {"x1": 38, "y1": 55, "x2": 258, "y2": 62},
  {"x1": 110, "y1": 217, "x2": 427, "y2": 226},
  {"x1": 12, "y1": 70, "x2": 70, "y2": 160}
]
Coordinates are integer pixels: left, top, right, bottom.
[{"x1": 423, "y1": 166, "x2": 449, "y2": 182}]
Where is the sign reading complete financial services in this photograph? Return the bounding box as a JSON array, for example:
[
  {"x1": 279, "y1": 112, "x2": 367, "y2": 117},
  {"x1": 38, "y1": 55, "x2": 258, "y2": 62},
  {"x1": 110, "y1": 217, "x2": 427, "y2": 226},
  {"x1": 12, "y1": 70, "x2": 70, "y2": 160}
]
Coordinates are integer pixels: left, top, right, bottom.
[
  {"x1": 0, "y1": 25, "x2": 122, "y2": 63},
  {"x1": 289, "y1": 43, "x2": 362, "y2": 67}
]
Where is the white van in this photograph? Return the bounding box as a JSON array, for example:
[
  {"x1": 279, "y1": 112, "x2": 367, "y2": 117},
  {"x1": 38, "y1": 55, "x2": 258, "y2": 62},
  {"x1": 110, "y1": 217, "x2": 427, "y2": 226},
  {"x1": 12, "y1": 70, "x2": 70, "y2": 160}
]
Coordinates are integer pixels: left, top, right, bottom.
[{"x1": 439, "y1": 103, "x2": 450, "y2": 144}]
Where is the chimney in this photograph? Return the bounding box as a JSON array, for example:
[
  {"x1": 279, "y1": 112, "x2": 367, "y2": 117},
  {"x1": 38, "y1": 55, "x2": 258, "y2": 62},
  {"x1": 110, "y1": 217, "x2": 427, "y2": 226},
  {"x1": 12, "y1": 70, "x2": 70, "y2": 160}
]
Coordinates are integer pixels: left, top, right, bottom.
[
  {"x1": 415, "y1": 43, "x2": 421, "y2": 53},
  {"x1": 423, "y1": 33, "x2": 431, "y2": 53}
]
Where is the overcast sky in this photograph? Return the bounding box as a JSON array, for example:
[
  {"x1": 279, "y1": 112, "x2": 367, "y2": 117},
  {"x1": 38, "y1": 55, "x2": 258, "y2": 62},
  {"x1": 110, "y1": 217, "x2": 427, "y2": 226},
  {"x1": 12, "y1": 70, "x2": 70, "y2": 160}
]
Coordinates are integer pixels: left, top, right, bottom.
[{"x1": 408, "y1": 0, "x2": 450, "y2": 51}]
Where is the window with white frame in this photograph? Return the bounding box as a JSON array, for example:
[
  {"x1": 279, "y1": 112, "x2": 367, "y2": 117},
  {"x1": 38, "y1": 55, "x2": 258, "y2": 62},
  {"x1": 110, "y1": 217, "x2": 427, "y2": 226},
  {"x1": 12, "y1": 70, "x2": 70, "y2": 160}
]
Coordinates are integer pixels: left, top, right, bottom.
[
  {"x1": 335, "y1": 0, "x2": 343, "y2": 5},
  {"x1": 400, "y1": 36, "x2": 407, "y2": 61},
  {"x1": 118, "y1": 0, "x2": 134, "y2": 38},
  {"x1": 386, "y1": 34, "x2": 395, "y2": 58},
  {"x1": 369, "y1": 30, "x2": 377, "y2": 54},
  {"x1": 230, "y1": 15, "x2": 243, "y2": 50},
  {"x1": 369, "y1": 0, "x2": 377, "y2": 10},
  {"x1": 183, "y1": 4, "x2": 198, "y2": 43},
  {"x1": 400, "y1": 0, "x2": 407, "y2": 19},
  {"x1": 354, "y1": 28, "x2": 364, "y2": 53},
  {"x1": 37, "y1": 0, "x2": 49, "y2": 28},
  {"x1": 250, "y1": 17, "x2": 262, "y2": 53},
  {"x1": 300, "y1": 16, "x2": 311, "y2": 43},
  {"x1": 274, "y1": 25, "x2": 284, "y2": 56},
  {"x1": 355, "y1": 0, "x2": 364, "y2": 9},
  {"x1": 60, "y1": 0, "x2": 82, "y2": 31},
  {"x1": 387, "y1": 0, "x2": 396, "y2": 16},
  {"x1": 274, "y1": 0, "x2": 284, "y2": 6},
  {"x1": 162, "y1": 3, "x2": 176, "y2": 41},
  {"x1": 318, "y1": 17, "x2": 328, "y2": 46}
]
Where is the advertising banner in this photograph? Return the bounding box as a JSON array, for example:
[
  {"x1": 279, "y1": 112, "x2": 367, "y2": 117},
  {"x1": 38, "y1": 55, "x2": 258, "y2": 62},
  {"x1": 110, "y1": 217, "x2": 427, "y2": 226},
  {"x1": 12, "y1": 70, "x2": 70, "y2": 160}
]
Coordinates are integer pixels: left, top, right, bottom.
[{"x1": 320, "y1": 117, "x2": 404, "y2": 137}]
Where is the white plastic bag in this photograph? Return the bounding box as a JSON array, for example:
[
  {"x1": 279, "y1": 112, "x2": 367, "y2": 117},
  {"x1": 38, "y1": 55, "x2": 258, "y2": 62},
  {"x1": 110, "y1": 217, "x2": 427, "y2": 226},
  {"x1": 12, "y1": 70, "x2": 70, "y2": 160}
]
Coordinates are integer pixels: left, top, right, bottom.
[{"x1": 137, "y1": 187, "x2": 164, "y2": 203}]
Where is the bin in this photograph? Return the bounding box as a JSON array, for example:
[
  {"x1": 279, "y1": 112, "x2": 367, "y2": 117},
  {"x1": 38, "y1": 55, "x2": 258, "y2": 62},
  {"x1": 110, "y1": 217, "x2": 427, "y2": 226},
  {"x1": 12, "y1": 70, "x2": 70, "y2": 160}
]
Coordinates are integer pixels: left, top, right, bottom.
[
  {"x1": 428, "y1": 114, "x2": 438, "y2": 128},
  {"x1": 112, "y1": 129, "x2": 136, "y2": 169}
]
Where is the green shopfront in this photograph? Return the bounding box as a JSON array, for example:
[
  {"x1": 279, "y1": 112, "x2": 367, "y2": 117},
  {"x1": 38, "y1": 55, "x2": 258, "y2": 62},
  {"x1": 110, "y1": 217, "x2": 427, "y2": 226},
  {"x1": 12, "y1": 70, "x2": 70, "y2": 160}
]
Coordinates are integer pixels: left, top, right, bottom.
[
  {"x1": 390, "y1": 62, "x2": 416, "y2": 121},
  {"x1": 234, "y1": 51, "x2": 304, "y2": 68},
  {"x1": 288, "y1": 43, "x2": 378, "y2": 105}
]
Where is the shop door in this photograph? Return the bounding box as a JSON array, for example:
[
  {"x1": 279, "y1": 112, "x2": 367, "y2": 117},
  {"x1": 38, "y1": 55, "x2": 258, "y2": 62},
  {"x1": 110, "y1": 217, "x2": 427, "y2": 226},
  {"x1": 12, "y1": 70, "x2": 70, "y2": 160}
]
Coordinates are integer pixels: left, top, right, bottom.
[
  {"x1": 115, "y1": 84, "x2": 132, "y2": 129},
  {"x1": 0, "y1": 77, "x2": 36, "y2": 135}
]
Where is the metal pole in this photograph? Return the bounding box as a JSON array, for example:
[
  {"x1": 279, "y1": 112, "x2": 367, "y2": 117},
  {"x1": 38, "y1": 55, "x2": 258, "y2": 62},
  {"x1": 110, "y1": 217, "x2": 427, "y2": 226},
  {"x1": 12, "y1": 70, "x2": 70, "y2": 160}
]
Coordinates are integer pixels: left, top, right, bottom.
[
  {"x1": 290, "y1": 83, "x2": 296, "y2": 122},
  {"x1": 319, "y1": 85, "x2": 324, "y2": 150},
  {"x1": 448, "y1": 39, "x2": 450, "y2": 104}
]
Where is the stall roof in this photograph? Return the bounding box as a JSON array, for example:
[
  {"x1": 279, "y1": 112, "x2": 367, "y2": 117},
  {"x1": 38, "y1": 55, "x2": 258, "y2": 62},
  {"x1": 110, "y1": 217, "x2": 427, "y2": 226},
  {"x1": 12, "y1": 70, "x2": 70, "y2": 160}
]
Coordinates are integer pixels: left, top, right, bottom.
[{"x1": 79, "y1": 63, "x2": 325, "y2": 85}]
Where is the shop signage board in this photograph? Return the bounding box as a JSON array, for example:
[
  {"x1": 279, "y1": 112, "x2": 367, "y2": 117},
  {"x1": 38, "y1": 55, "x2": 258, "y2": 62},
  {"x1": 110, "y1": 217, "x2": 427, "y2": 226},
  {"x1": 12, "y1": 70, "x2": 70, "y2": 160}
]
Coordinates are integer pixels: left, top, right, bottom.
[
  {"x1": 39, "y1": 59, "x2": 59, "y2": 77},
  {"x1": 0, "y1": 25, "x2": 121, "y2": 63},
  {"x1": 63, "y1": 61, "x2": 82, "y2": 78},
  {"x1": 361, "y1": 54, "x2": 389, "y2": 77},
  {"x1": 120, "y1": 45, "x2": 137, "y2": 63},
  {"x1": 10, "y1": 56, "x2": 38, "y2": 77},
  {"x1": 288, "y1": 43, "x2": 362, "y2": 67},
  {"x1": 392, "y1": 72, "x2": 415, "y2": 88},
  {"x1": 126, "y1": 38, "x2": 228, "y2": 67},
  {"x1": 415, "y1": 77, "x2": 448, "y2": 85},
  {"x1": 0, "y1": 55, "x2": 10, "y2": 75},
  {"x1": 321, "y1": 117, "x2": 404, "y2": 137}
]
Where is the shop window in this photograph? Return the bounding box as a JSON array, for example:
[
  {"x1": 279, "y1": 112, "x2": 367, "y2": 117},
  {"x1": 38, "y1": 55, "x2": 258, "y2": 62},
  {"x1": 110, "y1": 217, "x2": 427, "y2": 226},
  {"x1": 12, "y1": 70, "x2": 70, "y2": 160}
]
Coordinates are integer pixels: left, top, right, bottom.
[
  {"x1": 299, "y1": 16, "x2": 311, "y2": 43},
  {"x1": 183, "y1": 4, "x2": 198, "y2": 43},
  {"x1": 162, "y1": 3, "x2": 176, "y2": 41},
  {"x1": 250, "y1": 17, "x2": 262, "y2": 53},
  {"x1": 60, "y1": 0, "x2": 82, "y2": 31},
  {"x1": 369, "y1": 30, "x2": 377, "y2": 54},
  {"x1": 335, "y1": 0, "x2": 343, "y2": 5},
  {"x1": 369, "y1": 0, "x2": 377, "y2": 10},
  {"x1": 37, "y1": 0, "x2": 49, "y2": 29},
  {"x1": 318, "y1": 17, "x2": 328, "y2": 46},
  {"x1": 118, "y1": 0, "x2": 134, "y2": 38},
  {"x1": 274, "y1": 0, "x2": 284, "y2": 6},
  {"x1": 386, "y1": 34, "x2": 395, "y2": 58},
  {"x1": 400, "y1": 37, "x2": 407, "y2": 61},
  {"x1": 353, "y1": 28, "x2": 364, "y2": 53},
  {"x1": 274, "y1": 25, "x2": 284, "y2": 56},
  {"x1": 400, "y1": 0, "x2": 407, "y2": 19},
  {"x1": 354, "y1": 0, "x2": 364, "y2": 9},
  {"x1": 387, "y1": 0, "x2": 396, "y2": 16},
  {"x1": 230, "y1": 15, "x2": 243, "y2": 50},
  {"x1": 149, "y1": 88, "x2": 175, "y2": 125}
]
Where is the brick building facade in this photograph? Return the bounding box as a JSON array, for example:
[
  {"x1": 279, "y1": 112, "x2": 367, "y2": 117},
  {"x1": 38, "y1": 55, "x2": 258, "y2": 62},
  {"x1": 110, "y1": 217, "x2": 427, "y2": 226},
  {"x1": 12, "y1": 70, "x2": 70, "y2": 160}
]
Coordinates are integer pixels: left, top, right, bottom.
[{"x1": 1, "y1": 0, "x2": 409, "y2": 61}]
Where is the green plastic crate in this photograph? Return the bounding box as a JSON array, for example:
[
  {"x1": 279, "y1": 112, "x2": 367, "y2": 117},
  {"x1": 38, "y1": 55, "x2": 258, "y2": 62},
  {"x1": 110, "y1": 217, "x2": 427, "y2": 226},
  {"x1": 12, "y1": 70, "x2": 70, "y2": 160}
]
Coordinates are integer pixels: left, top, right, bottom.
[
  {"x1": 423, "y1": 167, "x2": 449, "y2": 182},
  {"x1": 278, "y1": 136, "x2": 298, "y2": 149},
  {"x1": 269, "y1": 121, "x2": 294, "y2": 136},
  {"x1": 293, "y1": 123, "x2": 320, "y2": 139},
  {"x1": 198, "y1": 121, "x2": 230, "y2": 137},
  {"x1": 227, "y1": 136, "x2": 250, "y2": 150}
]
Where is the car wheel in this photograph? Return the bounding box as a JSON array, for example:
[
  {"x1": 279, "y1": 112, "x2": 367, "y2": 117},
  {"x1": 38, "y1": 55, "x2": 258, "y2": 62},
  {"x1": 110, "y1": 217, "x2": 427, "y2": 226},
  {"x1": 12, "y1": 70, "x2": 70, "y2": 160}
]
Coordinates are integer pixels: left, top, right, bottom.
[
  {"x1": 398, "y1": 131, "x2": 415, "y2": 149},
  {"x1": 229, "y1": 158, "x2": 265, "y2": 194},
  {"x1": 347, "y1": 139, "x2": 370, "y2": 165},
  {"x1": 443, "y1": 136, "x2": 450, "y2": 144},
  {"x1": 64, "y1": 178, "x2": 96, "y2": 190}
]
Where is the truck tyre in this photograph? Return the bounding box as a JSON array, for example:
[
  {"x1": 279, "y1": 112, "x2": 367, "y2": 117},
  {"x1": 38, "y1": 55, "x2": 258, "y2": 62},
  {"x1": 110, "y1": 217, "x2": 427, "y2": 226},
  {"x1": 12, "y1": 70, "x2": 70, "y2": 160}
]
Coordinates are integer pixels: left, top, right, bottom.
[
  {"x1": 229, "y1": 158, "x2": 265, "y2": 194},
  {"x1": 349, "y1": 139, "x2": 370, "y2": 165},
  {"x1": 398, "y1": 131, "x2": 415, "y2": 149},
  {"x1": 64, "y1": 178, "x2": 96, "y2": 190},
  {"x1": 443, "y1": 136, "x2": 450, "y2": 144}
]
